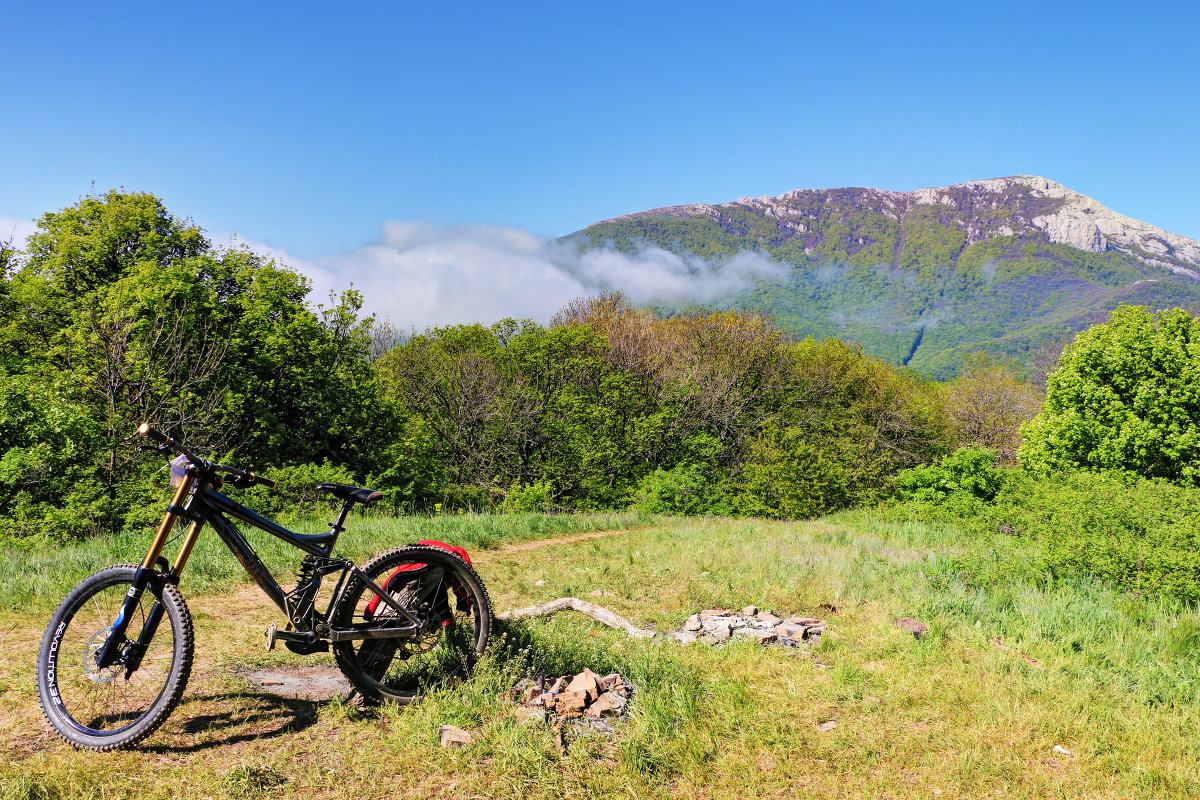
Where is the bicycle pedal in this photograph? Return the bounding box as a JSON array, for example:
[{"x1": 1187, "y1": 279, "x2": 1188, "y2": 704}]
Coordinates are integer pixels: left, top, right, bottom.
[{"x1": 265, "y1": 622, "x2": 278, "y2": 651}]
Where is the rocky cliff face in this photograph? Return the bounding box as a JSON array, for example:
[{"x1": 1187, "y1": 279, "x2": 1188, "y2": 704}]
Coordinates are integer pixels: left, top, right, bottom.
[{"x1": 599, "y1": 176, "x2": 1200, "y2": 279}]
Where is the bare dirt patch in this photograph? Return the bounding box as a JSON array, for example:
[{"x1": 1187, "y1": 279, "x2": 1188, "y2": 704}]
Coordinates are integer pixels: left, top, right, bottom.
[
  {"x1": 237, "y1": 665, "x2": 351, "y2": 701},
  {"x1": 476, "y1": 527, "x2": 643, "y2": 557}
]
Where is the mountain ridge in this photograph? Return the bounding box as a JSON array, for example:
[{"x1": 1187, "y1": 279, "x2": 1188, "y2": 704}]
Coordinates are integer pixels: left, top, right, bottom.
[
  {"x1": 572, "y1": 176, "x2": 1200, "y2": 377},
  {"x1": 595, "y1": 175, "x2": 1200, "y2": 276}
]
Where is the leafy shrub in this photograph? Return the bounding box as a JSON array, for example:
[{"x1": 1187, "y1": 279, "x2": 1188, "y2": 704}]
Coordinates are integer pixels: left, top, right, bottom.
[
  {"x1": 502, "y1": 480, "x2": 556, "y2": 513},
  {"x1": 945, "y1": 353, "x2": 1041, "y2": 463},
  {"x1": 896, "y1": 466, "x2": 1200, "y2": 602},
  {"x1": 1020, "y1": 305, "x2": 1200, "y2": 484},
  {"x1": 633, "y1": 464, "x2": 731, "y2": 516},
  {"x1": 895, "y1": 446, "x2": 1004, "y2": 502},
  {"x1": 239, "y1": 461, "x2": 360, "y2": 519},
  {"x1": 731, "y1": 428, "x2": 852, "y2": 519}
]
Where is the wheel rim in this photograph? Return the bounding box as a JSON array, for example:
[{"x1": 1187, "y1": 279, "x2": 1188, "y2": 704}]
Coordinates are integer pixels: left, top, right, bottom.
[{"x1": 50, "y1": 580, "x2": 176, "y2": 735}]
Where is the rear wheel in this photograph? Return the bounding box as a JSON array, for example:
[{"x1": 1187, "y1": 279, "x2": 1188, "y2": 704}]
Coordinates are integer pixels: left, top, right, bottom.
[
  {"x1": 36, "y1": 565, "x2": 193, "y2": 750},
  {"x1": 331, "y1": 546, "x2": 491, "y2": 704}
]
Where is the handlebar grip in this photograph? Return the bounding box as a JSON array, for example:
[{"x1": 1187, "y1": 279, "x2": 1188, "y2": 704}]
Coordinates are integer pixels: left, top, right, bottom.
[
  {"x1": 250, "y1": 473, "x2": 277, "y2": 489},
  {"x1": 137, "y1": 422, "x2": 170, "y2": 446}
]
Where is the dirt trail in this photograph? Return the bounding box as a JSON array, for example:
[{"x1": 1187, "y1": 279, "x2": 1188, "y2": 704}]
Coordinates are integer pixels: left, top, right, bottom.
[{"x1": 475, "y1": 526, "x2": 645, "y2": 558}]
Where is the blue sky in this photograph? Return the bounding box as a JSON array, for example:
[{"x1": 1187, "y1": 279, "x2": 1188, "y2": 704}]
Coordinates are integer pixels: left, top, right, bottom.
[{"x1": 4, "y1": 1, "x2": 1199, "y2": 326}]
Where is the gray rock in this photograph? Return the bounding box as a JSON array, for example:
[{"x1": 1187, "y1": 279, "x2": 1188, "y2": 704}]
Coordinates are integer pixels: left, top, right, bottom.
[
  {"x1": 707, "y1": 623, "x2": 732, "y2": 643},
  {"x1": 585, "y1": 691, "x2": 627, "y2": 718},
  {"x1": 598, "y1": 673, "x2": 623, "y2": 692},
  {"x1": 741, "y1": 605, "x2": 759, "y2": 617},
  {"x1": 439, "y1": 725, "x2": 476, "y2": 748},
  {"x1": 683, "y1": 614, "x2": 703, "y2": 631},
  {"x1": 744, "y1": 629, "x2": 777, "y2": 645},
  {"x1": 774, "y1": 622, "x2": 805, "y2": 643},
  {"x1": 672, "y1": 630, "x2": 700, "y2": 645}
]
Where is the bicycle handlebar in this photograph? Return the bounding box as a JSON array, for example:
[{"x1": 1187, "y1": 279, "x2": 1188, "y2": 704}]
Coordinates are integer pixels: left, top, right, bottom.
[{"x1": 138, "y1": 423, "x2": 276, "y2": 489}]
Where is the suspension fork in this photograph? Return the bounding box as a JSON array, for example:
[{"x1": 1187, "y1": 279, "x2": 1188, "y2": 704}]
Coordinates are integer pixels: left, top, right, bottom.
[{"x1": 95, "y1": 468, "x2": 204, "y2": 671}]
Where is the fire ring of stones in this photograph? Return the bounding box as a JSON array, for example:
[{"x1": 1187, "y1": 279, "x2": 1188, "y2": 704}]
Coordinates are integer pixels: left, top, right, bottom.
[
  {"x1": 507, "y1": 668, "x2": 633, "y2": 752},
  {"x1": 672, "y1": 606, "x2": 827, "y2": 647}
]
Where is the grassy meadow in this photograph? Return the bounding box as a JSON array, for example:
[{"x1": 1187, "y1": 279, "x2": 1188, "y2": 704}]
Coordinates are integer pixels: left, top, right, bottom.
[{"x1": 3, "y1": 511, "x2": 1199, "y2": 799}]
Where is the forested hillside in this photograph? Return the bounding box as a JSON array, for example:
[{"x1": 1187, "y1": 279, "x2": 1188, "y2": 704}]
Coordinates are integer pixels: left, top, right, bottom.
[{"x1": 571, "y1": 177, "x2": 1200, "y2": 377}]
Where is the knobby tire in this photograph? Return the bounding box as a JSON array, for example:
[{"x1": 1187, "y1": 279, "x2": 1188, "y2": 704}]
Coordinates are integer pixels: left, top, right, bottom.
[{"x1": 36, "y1": 565, "x2": 194, "y2": 750}]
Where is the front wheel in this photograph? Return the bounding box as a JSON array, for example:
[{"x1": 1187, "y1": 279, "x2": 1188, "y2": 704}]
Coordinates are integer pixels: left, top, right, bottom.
[
  {"x1": 36, "y1": 565, "x2": 194, "y2": 750},
  {"x1": 332, "y1": 545, "x2": 492, "y2": 704}
]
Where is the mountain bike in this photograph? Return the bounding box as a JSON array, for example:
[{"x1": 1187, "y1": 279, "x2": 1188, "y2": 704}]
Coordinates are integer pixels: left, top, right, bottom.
[{"x1": 35, "y1": 424, "x2": 492, "y2": 751}]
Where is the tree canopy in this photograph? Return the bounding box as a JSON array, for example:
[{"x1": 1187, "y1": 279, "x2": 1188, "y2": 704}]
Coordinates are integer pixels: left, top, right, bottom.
[
  {"x1": 1019, "y1": 305, "x2": 1200, "y2": 484},
  {"x1": 0, "y1": 191, "x2": 391, "y2": 536}
]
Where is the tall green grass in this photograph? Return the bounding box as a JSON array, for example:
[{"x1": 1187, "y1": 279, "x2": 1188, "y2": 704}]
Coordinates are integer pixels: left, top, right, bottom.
[
  {"x1": 887, "y1": 468, "x2": 1200, "y2": 602},
  {"x1": 0, "y1": 510, "x2": 651, "y2": 612}
]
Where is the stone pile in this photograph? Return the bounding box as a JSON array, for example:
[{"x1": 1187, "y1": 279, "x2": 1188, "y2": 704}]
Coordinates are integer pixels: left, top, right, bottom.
[
  {"x1": 672, "y1": 606, "x2": 827, "y2": 647},
  {"x1": 511, "y1": 668, "x2": 632, "y2": 725},
  {"x1": 509, "y1": 668, "x2": 633, "y2": 753}
]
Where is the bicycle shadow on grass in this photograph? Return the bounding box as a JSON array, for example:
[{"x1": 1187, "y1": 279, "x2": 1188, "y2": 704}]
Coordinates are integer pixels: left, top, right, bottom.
[{"x1": 144, "y1": 690, "x2": 323, "y2": 753}]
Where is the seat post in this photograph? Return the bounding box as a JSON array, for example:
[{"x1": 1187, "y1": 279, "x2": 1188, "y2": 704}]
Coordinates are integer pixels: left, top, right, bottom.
[{"x1": 328, "y1": 500, "x2": 355, "y2": 547}]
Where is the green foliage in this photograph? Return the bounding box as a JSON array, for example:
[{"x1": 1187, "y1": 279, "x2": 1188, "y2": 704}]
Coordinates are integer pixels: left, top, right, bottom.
[
  {"x1": 379, "y1": 304, "x2": 951, "y2": 520},
  {"x1": 731, "y1": 425, "x2": 853, "y2": 518},
  {"x1": 0, "y1": 375, "x2": 105, "y2": 538},
  {"x1": 894, "y1": 446, "x2": 1004, "y2": 502},
  {"x1": 0, "y1": 190, "x2": 392, "y2": 537},
  {"x1": 239, "y1": 461, "x2": 360, "y2": 519},
  {"x1": 945, "y1": 352, "x2": 1041, "y2": 462},
  {"x1": 1020, "y1": 305, "x2": 1200, "y2": 484},
  {"x1": 895, "y1": 468, "x2": 1200, "y2": 603},
  {"x1": 632, "y1": 463, "x2": 731, "y2": 516},
  {"x1": 501, "y1": 480, "x2": 557, "y2": 513},
  {"x1": 379, "y1": 320, "x2": 656, "y2": 511}
]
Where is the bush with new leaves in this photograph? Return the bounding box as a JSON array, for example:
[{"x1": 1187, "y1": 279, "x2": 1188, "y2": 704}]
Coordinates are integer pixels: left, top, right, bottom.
[{"x1": 1019, "y1": 305, "x2": 1200, "y2": 484}]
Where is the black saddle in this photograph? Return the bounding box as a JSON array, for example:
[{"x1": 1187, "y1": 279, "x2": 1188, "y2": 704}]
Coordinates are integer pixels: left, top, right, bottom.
[{"x1": 317, "y1": 483, "x2": 383, "y2": 505}]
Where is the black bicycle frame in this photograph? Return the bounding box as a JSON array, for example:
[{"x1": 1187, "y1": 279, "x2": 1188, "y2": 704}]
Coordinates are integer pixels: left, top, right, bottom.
[
  {"x1": 191, "y1": 486, "x2": 423, "y2": 635},
  {"x1": 95, "y1": 471, "x2": 420, "y2": 670},
  {"x1": 194, "y1": 486, "x2": 342, "y2": 620}
]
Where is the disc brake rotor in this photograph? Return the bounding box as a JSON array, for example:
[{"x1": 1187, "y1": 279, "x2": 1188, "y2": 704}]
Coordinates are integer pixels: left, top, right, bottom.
[{"x1": 84, "y1": 629, "x2": 122, "y2": 684}]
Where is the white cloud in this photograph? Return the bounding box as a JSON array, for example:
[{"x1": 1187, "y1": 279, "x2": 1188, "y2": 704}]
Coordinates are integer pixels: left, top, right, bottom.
[{"x1": 232, "y1": 221, "x2": 790, "y2": 331}]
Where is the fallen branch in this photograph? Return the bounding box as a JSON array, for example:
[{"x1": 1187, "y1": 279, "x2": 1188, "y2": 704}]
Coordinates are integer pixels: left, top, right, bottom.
[{"x1": 496, "y1": 597, "x2": 656, "y2": 639}]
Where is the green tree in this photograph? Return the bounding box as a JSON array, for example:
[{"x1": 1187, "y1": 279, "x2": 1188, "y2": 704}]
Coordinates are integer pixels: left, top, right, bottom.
[
  {"x1": 732, "y1": 338, "x2": 950, "y2": 518},
  {"x1": 1, "y1": 191, "x2": 390, "y2": 536},
  {"x1": 378, "y1": 319, "x2": 655, "y2": 509},
  {"x1": 1019, "y1": 305, "x2": 1200, "y2": 484}
]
